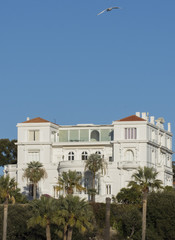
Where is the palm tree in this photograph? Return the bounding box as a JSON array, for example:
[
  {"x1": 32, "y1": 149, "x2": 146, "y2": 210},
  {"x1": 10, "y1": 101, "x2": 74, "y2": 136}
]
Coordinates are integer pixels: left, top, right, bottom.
[
  {"x1": 56, "y1": 195, "x2": 94, "y2": 240},
  {"x1": 28, "y1": 196, "x2": 59, "y2": 240},
  {"x1": 23, "y1": 161, "x2": 47, "y2": 199},
  {"x1": 56, "y1": 170, "x2": 85, "y2": 195},
  {"x1": 0, "y1": 175, "x2": 16, "y2": 240},
  {"x1": 128, "y1": 167, "x2": 163, "y2": 240},
  {"x1": 85, "y1": 154, "x2": 107, "y2": 202}
]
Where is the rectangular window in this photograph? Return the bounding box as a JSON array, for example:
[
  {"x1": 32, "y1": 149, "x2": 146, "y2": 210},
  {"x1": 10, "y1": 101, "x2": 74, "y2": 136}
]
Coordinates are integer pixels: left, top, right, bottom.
[
  {"x1": 80, "y1": 130, "x2": 89, "y2": 142},
  {"x1": 28, "y1": 130, "x2": 40, "y2": 141},
  {"x1": 106, "y1": 184, "x2": 111, "y2": 195},
  {"x1": 125, "y1": 128, "x2": 137, "y2": 139},
  {"x1": 51, "y1": 131, "x2": 57, "y2": 143},
  {"x1": 59, "y1": 130, "x2": 68, "y2": 142},
  {"x1": 69, "y1": 130, "x2": 79, "y2": 142},
  {"x1": 109, "y1": 156, "x2": 113, "y2": 162},
  {"x1": 28, "y1": 151, "x2": 40, "y2": 162}
]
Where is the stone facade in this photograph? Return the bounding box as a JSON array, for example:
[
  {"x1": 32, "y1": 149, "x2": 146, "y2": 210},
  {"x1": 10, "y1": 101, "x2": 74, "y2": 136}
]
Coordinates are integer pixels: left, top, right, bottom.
[{"x1": 4, "y1": 112, "x2": 173, "y2": 202}]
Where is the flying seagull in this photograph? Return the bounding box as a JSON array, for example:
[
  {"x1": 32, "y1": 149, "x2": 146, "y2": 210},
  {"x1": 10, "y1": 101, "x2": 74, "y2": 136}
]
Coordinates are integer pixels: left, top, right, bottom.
[{"x1": 97, "y1": 7, "x2": 120, "y2": 16}]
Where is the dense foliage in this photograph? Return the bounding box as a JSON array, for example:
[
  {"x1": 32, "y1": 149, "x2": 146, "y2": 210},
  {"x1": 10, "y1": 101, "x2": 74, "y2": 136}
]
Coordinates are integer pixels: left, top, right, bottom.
[
  {"x1": 115, "y1": 185, "x2": 142, "y2": 205},
  {"x1": 0, "y1": 139, "x2": 17, "y2": 166},
  {"x1": 146, "y1": 191, "x2": 175, "y2": 240},
  {"x1": 1, "y1": 190, "x2": 175, "y2": 239}
]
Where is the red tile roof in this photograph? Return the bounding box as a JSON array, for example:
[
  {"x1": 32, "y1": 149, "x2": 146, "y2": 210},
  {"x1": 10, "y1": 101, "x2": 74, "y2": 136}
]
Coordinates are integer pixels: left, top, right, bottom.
[
  {"x1": 22, "y1": 117, "x2": 58, "y2": 125},
  {"x1": 118, "y1": 115, "x2": 146, "y2": 122}
]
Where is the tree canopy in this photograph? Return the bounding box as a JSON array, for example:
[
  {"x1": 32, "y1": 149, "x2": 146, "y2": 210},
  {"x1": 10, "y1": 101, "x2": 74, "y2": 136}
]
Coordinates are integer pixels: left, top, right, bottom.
[
  {"x1": 56, "y1": 195, "x2": 94, "y2": 240},
  {"x1": 116, "y1": 185, "x2": 142, "y2": 205},
  {"x1": 57, "y1": 170, "x2": 85, "y2": 195},
  {"x1": 0, "y1": 175, "x2": 17, "y2": 204},
  {"x1": 28, "y1": 196, "x2": 59, "y2": 240},
  {"x1": 0, "y1": 139, "x2": 17, "y2": 166},
  {"x1": 84, "y1": 153, "x2": 107, "y2": 202},
  {"x1": 128, "y1": 167, "x2": 163, "y2": 240}
]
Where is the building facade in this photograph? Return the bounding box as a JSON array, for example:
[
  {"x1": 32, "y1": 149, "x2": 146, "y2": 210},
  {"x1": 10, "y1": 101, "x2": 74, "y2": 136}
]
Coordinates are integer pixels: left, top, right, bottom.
[{"x1": 5, "y1": 112, "x2": 173, "y2": 202}]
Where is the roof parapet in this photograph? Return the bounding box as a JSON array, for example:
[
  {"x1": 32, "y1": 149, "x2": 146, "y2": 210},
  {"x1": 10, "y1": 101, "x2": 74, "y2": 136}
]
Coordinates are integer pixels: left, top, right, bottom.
[
  {"x1": 168, "y1": 123, "x2": 171, "y2": 132},
  {"x1": 136, "y1": 112, "x2": 140, "y2": 117},
  {"x1": 150, "y1": 116, "x2": 155, "y2": 124}
]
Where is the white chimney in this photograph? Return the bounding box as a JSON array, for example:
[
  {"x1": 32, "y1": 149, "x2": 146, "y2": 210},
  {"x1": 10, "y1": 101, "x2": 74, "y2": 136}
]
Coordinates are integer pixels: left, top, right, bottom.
[
  {"x1": 168, "y1": 123, "x2": 171, "y2": 132},
  {"x1": 136, "y1": 112, "x2": 140, "y2": 117},
  {"x1": 150, "y1": 116, "x2": 155, "y2": 124},
  {"x1": 27, "y1": 117, "x2": 30, "y2": 121},
  {"x1": 142, "y1": 112, "x2": 147, "y2": 120}
]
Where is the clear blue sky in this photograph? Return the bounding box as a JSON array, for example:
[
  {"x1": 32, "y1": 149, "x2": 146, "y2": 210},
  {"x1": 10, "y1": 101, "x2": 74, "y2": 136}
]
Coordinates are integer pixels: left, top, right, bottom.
[{"x1": 0, "y1": 0, "x2": 175, "y2": 174}]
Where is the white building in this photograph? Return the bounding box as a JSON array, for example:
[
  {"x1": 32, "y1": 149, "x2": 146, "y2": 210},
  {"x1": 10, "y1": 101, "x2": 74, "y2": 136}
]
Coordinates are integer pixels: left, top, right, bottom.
[{"x1": 5, "y1": 112, "x2": 173, "y2": 202}]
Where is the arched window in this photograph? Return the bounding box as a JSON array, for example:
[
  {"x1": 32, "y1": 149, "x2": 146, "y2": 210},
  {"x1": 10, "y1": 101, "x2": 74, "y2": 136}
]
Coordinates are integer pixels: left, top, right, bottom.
[
  {"x1": 91, "y1": 130, "x2": 100, "y2": 142},
  {"x1": 95, "y1": 151, "x2": 101, "y2": 156},
  {"x1": 82, "y1": 151, "x2": 88, "y2": 160},
  {"x1": 125, "y1": 150, "x2": 134, "y2": 162},
  {"x1": 68, "y1": 152, "x2": 74, "y2": 161}
]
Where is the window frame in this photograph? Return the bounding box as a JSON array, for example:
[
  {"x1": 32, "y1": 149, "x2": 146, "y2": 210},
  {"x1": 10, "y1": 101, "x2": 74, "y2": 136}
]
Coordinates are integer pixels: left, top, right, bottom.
[
  {"x1": 90, "y1": 130, "x2": 100, "y2": 142},
  {"x1": 68, "y1": 152, "x2": 74, "y2": 161},
  {"x1": 82, "y1": 151, "x2": 88, "y2": 160},
  {"x1": 28, "y1": 130, "x2": 40, "y2": 141},
  {"x1": 125, "y1": 128, "x2": 137, "y2": 140},
  {"x1": 106, "y1": 184, "x2": 112, "y2": 195}
]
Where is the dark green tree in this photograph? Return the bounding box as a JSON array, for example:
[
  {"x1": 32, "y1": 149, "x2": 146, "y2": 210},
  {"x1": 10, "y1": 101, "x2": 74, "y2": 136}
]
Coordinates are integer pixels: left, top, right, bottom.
[
  {"x1": 147, "y1": 191, "x2": 175, "y2": 240},
  {"x1": 28, "y1": 196, "x2": 59, "y2": 240},
  {"x1": 0, "y1": 204, "x2": 52, "y2": 240},
  {"x1": 0, "y1": 175, "x2": 16, "y2": 240},
  {"x1": 115, "y1": 185, "x2": 142, "y2": 205},
  {"x1": 0, "y1": 139, "x2": 17, "y2": 166},
  {"x1": 56, "y1": 195, "x2": 94, "y2": 240},
  {"x1": 112, "y1": 204, "x2": 142, "y2": 240},
  {"x1": 128, "y1": 167, "x2": 163, "y2": 240}
]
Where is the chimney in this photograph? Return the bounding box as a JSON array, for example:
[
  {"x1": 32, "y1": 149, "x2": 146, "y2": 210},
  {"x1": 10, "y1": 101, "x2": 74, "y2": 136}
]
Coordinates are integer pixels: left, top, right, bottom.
[
  {"x1": 27, "y1": 117, "x2": 30, "y2": 121},
  {"x1": 150, "y1": 116, "x2": 155, "y2": 125},
  {"x1": 136, "y1": 112, "x2": 140, "y2": 117},
  {"x1": 168, "y1": 123, "x2": 171, "y2": 132},
  {"x1": 142, "y1": 112, "x2": 147, "y2": 120}
]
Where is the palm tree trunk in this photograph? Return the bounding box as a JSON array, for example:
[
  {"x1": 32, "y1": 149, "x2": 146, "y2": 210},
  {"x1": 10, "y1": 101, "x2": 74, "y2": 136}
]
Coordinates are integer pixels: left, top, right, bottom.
[
  {"x1": 33, "y1": 183, "x2": 37, "y2": 200},
  {"x1": 63, "y1": 225, "x2": 67, "y2": 240},
  {"x1": 67, "y1": 228, "x2": 73, "y2": 240},
  {"x1": 104, "y1": 197, "x2": 111, "y2": 240},
  {"x1": 92, "y1": 172, "x2": 96, "y2": 202},
  {"x1": 46, "y1": 223, "x2": 51, "y2": 240},
  {"x1": 67, "y1": 188, "x2": 73, "y2": 195},
  {"x1": 142, "y1": 192, "x2": 148, "y2": 240},
  {"x1": 3, "y1": 199, "x2": 8, "y2": 240}
]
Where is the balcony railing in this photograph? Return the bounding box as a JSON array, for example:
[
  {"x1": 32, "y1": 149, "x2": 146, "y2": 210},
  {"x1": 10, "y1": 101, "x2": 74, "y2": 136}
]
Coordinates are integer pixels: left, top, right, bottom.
[
  {"x1": 117, "y1": 161, "x2": 140, "y2": 169},
  {"x1": 58, "y1": 160, "x2": 86, "y2": 170},
  {"x1": 4, "y1": 164, "x2": 17, "y2": 173}
]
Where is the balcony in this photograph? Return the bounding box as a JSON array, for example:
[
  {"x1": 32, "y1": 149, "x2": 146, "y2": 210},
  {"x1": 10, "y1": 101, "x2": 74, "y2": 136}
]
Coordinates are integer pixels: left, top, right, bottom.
[
  {"x1": 117, "y1": 161, "x2": 140, "y2": 170},
  {"x1": 164, "y1": 166, "x2": 173, "y2": 175},
  {"x1": 4, "y1": 164, "x2": 17, "y2": 173},
  {"x1": 58, "y1": 160, "x2": 86, "y2": 171}
]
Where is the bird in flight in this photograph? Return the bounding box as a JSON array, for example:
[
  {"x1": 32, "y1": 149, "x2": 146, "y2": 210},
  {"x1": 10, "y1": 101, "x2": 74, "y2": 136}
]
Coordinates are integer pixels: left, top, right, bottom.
[{"x1": 97, "y1": 7, "x2": 120, "y2": 16}]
